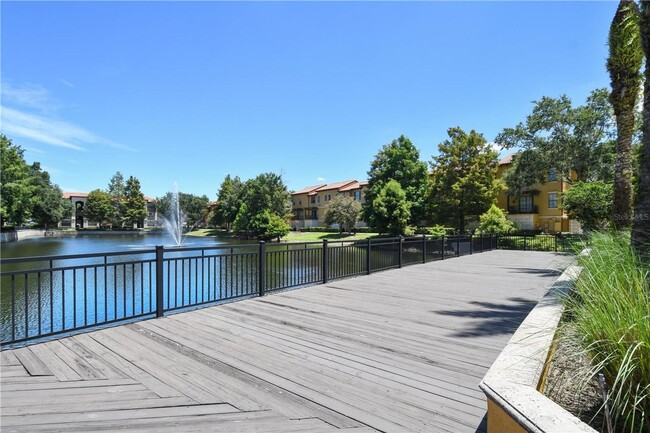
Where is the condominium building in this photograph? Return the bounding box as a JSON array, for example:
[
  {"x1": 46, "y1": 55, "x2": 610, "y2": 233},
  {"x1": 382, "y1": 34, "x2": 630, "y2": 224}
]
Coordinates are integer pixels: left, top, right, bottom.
[
  {"x1": 291, "y1": 180, "x2": 368, "y2": 229},
  {"x1": 496, "y1": 154, "x2": 580, "y2": 233}
]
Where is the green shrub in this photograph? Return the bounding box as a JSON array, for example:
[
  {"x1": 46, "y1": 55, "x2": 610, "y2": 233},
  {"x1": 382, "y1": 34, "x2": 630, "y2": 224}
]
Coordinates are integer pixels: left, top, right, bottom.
[
  {"x1": 567, "y1": 232, "x2": 649, "y2": 432},
  {"x1": 476, "y1": 204, "x2": 516, "y2": 235},
  {"x1": 415, "y1": 225, "x2": 448, "y2": 236}
]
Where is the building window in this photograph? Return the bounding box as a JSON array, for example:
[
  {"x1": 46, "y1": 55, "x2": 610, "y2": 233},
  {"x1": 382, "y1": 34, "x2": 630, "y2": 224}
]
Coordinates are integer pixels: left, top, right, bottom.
[
  {"x1": 548, "y1": 168, "x2": 557, "y2": 182},
  {"x1": 548, "y1": 192, "x2": 558, "y2": 209},
  {"x1": 310, "y1": 196, "x2": 316, "y2": 204},
  {"x1": 317, "y1": 196, "x2": 320, "y2": 203},
  {"x1": 299, "y1": 200, "x2": 302, "y2": 205},
  {"x1": 519, "y1": 195, "x2": 533, "y2": 213},
  {"x1": 354, "y1": 191, "x2": 361, "y2": 201}
]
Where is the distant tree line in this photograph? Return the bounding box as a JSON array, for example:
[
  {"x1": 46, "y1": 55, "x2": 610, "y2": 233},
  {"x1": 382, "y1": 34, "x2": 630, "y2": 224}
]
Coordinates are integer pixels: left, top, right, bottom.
[
  {"x1": 0, "y1": 134, "x2": 72, "y2": 229},
  {"x1": 84, "y1": 172, "x2": 148, "y2": 229},
  {"x1": 210, "y1": 173, "x2": 291, "y2": 240}
]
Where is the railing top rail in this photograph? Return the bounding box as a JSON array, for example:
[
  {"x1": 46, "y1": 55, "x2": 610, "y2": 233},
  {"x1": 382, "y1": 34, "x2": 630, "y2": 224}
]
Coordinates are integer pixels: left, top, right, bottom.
[{"x1": 0, "y1": 248, "x2": 158, "y2": 265}]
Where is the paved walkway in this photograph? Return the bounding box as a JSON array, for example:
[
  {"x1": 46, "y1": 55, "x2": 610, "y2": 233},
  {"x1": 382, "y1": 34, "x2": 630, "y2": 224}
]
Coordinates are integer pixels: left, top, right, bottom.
[{"x1": 0, "y1": 250, "x2": 570, "y2": 433}]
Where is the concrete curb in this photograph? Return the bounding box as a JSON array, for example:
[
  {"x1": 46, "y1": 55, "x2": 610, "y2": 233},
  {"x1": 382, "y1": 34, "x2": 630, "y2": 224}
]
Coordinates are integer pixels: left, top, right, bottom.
[{"x1": 479, "y1": 263, "x2": 597, "y2": 433}]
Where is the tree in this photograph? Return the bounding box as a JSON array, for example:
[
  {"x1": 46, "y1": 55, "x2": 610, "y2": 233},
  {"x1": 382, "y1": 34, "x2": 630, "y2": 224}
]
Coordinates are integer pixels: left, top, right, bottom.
[
  {"x1": 0, "y1": 135, "x2": 31, "y2": 226},
  {"x1": 83, "y1": 189, "x2": 116, "y2": 228},
  {"x1": 429, "y1": 127, "x2": 501, "y2": 233},
  {"x1": 243, "y1": 172, "x2": 292, "y2": 220},
  {"x1": 107, "y1": 171, "x2": 126, "y2": 228},
  {"x1": 496, "y1": 89, "x2": 616, "y2": 186},
  {"x1": 28, "y1": 164, "x2": 72, "y2": 229},
  {"x1": 213, "y1": 175, "x2": 245, "y2": 231},
  {"x1": 122, "y1": 176, "x2": 148, "y2": 228},
  {"x1": 477, "y1": 205, "x2": 516, "y2": 235},
  {"x1": 363, "y1": 135, "x2": 429, "y2": 228},
  {"x1": 633, "y1": 1, "x2": 650, "y2": 254},
  {"x1": 563, "y1": 181, "x2": 614, "y2": 232},
  {"x1": 156, "y1": 192, "x2": 209, "y2": 229},
  {"x1": 324, "y1": 194, "x2": 362, "y2": 232},
  {"x1": 608, "y1": 0, "x2": 643, "y2": 230},
  {"x1": 248, "y1": 210, "x2": 290, "y2": 241},
  {"x1": 371, "y1": 180, "x2": 411, "y2": 236},
  {"x1": 232, "y1": 203, "x2": 250, "y2": 237}
]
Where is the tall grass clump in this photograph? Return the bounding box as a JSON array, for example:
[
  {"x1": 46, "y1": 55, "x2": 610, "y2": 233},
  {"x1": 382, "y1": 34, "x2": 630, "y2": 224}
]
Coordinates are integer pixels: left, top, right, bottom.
[{"x1": 567, "y1": 232, "x2": 649, "y2": 432}]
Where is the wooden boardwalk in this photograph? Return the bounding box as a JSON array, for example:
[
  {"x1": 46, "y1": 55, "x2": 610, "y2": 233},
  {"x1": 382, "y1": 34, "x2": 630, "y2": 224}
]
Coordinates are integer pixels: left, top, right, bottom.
[{"x1": 0, "y1": 250, "x2": 570, "y2": 433}]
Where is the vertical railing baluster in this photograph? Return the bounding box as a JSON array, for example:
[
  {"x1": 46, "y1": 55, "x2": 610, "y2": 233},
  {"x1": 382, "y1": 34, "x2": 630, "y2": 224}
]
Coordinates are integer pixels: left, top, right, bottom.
[
  {"x1": 322, "y1": 239, "x2": 329, "y2": 284},
  {"x1": 84, "y1": 268, "x2": 88, "y2": 326},
  {"x1": 259, "y1": 241, "x2": 266, "y2": 296},
  {"x1": 366, "y1": 239, "x2": 371, "y2": 275},
  {"x1": 62, "y1": 271, "x2": 66, "y2": 330},
  {"x1": 73, "y1": 269, "x2": 77, "y2": 327},
  {"x1": 398, "y1": 237, "x2": 403, "y2": 268},
  {"x1": 103, "y1": 257, "x2": 108, "y2": 323},
  {"x1": 50, "y1": 260, "x2": 54, "y2": 333},
  {"x1": 24, "y1": 274, "x2": 28, "y2": 339},
  {"x1": 422, "y1": 234, "x2": 427, "y2": 263},
  {"x1": 11, "y1": 275, "x2": 16, "y2": 341},
  {"x1": 441, "y1": 235, "x2": 445, "y2": 260},
  {"x1": 37, "y1": 273, "x2": 42, "y2": 336},
  {"x1": 156, "y1": 246, "x2": 164, "y2": 318},
  {"x1": 94, "y1": 267, "x2": 98, "y2": 324}
]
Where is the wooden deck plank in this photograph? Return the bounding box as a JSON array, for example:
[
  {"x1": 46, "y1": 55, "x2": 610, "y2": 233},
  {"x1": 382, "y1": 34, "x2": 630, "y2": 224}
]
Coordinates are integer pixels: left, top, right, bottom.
[
  {"x1": 12, "y1": 347, "x2": 53, "y2": 376},
  {"x1": 0, "y1": 251, "x2": 568, "y2": 433}
]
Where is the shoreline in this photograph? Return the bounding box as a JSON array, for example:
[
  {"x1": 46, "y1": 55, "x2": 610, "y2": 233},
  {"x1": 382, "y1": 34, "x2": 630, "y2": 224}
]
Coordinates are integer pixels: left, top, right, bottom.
[{"x1": 1, "y1": 229, "x2": 167, "y2": 243}]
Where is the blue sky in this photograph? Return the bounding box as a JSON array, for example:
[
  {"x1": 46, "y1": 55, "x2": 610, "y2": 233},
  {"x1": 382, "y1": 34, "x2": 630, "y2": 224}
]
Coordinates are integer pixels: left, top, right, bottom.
[{"x1": 2, "y1": 1, "x2": 616, "y2": 200}]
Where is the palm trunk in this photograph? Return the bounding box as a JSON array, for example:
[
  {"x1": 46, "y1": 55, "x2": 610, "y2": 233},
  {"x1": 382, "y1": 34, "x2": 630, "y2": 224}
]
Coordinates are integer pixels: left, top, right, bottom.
[
  {"x1": 613, "y1": 109, "x2": 635, "y2": 229},
  {"x1": 633, "y1": 1, "x2": 650, "y2": 254}
]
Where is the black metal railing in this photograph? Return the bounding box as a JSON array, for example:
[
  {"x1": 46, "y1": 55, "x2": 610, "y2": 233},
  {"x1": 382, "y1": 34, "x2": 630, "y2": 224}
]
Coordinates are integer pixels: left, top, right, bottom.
[{"x1": 1, "y1": 233, "x2": 584, "y2": 347}]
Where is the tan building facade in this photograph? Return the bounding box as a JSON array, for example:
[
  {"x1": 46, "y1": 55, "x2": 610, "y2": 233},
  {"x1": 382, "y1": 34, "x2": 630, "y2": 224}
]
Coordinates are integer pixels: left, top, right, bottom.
[
  {"x1": 497, "y1": 154, "x2": 579, "y2": 233},
  {"x1": 291, "y1": 180, "x2": 368, "y2": 229},
  {"x1": 59, "y1": 192, "x2": 159, "y2": 229}
]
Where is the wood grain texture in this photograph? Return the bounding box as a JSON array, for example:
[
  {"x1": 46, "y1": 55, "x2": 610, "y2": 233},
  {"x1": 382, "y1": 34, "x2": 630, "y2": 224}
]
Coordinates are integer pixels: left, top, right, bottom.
[{"x1": 1, "y1": 250, "x2": 568, "y2": 432}]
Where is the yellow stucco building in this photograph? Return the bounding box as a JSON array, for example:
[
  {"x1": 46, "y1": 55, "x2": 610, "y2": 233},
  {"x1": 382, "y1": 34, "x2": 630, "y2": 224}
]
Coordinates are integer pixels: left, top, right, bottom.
[{"x1": 497, "y1": 154, "x2": 580, "y2": 233}]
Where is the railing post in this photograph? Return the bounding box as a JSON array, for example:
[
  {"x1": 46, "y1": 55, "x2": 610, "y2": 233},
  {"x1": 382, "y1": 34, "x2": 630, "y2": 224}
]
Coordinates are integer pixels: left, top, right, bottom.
[
  {"x1": 441, "y1": 235, "x2": 445, "y2": 260},
  {"x1": 422, "y1": 234, "x2": 426, "y2": 263},
  {"x1": 398, "y1": 236, "x2": 404, "y2": 268},
  {"x1": 524, "y1": 235, "x2": 527, "y2": 251},
  {"x1": 554, "y1": 234, "x2": 558, "y2": 252},
  {"x1": 322, "y1": 239, "x2": 329, "y2": 284},
  {"x1": 259, "y1": 241, "x2": 266, "y2": 296},
  {"x1": 366, "y1": 238, "x2": 371, "y2": 275},
  {"x1": 469, "y1": 234, "x2": 473, "y2": 255},
  {"x1": 155, "y1": 245, "x2": 164, "y2": 318},
  {"x1": 456, "y1": 235, "x2": 460, "y2": 257}
]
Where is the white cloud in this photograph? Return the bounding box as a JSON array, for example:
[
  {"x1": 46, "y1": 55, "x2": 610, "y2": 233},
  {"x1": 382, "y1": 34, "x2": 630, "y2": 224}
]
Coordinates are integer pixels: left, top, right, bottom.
[
  {"x1": 1, "y1": 106, "x2": 135, "y2": 152},
  {"x1": 59, "y1": 79, "x2": 75, "y2": 88},
  {"x1": 1, "y1": 83, "x2": 58, "y2": 111},
  {"x1": 316, "y1": 177, "x2": 326, "y2": 181},
  {"x1": 1, "y1": 82, "x2": 135, "y2": 152},
  {"x1": 487, "y1": 141, "x2": 502, "y2": 153}
]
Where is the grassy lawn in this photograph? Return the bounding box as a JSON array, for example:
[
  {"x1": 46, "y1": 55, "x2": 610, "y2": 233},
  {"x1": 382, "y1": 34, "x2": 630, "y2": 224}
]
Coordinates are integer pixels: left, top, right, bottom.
[
  {"x1": 186, "y1": 228, "x2": 232, "y2": 237},
  {"x1": 186, "y1": 228, "x2": 379, "y2": 243},
  {"x1": 281, "y1": 231, "x2": 378, "y2": 242}
]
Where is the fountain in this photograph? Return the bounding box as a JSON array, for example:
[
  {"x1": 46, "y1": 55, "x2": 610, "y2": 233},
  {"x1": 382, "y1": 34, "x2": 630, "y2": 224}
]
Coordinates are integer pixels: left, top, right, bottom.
[{"x1": 161, "y1": 184, "x2": 186, "y2": 247}]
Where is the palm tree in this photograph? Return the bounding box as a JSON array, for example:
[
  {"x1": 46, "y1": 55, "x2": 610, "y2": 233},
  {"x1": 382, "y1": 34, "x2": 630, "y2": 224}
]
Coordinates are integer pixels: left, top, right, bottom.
[
  {"x1": 608, "y1": 0, "x2": 643, "y2": 230},
  {"x1": 633, "y1": 0, "x2": 650, "y2": 254}
]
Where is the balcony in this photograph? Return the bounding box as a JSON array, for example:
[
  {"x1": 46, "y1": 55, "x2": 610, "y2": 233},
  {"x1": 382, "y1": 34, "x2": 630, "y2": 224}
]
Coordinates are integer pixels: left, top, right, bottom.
[{"x1": 508, "y1": 205, "x2": 538, "y2": 214}]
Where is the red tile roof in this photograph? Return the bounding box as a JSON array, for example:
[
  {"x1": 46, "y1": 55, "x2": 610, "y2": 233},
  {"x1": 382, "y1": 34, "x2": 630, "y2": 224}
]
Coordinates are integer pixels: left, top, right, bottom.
[
  {"x1": 62, "y1": 192, "x2": 88, "y2": 199},
  {"x1": 312, "y1": 180, "x2": 356, "y2": 193},
  {"x1": 339, "y1": 181, "x2": 368, "y2": 192},
  {"x1": 292, "y1": 184, "x2": 327, "y2": 195},
  {"x1": 499, "y1": 153, "x2": 515, "y2": 165}
]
